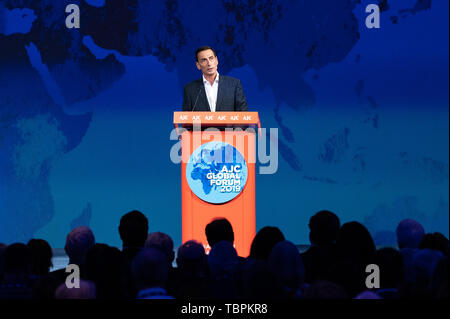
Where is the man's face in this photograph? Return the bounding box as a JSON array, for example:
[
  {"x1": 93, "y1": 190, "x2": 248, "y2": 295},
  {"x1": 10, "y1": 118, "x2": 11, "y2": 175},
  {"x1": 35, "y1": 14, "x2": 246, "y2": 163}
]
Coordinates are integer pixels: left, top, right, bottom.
[{"x1": 196, "y1": 49, "x2": 218, "y2": 77}]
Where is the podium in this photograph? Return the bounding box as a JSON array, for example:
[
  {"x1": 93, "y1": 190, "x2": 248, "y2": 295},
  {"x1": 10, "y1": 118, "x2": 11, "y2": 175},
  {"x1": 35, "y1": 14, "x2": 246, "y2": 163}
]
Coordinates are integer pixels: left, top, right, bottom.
[{"x1": 174, "y1": 112, "x2": 260, "y2": 257}]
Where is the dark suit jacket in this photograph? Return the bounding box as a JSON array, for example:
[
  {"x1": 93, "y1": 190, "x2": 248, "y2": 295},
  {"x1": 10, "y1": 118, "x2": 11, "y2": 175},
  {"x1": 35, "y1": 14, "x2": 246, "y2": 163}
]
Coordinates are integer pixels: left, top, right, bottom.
[{"x1": 182, "y1": 75, "x2": 248, "y2": 112}]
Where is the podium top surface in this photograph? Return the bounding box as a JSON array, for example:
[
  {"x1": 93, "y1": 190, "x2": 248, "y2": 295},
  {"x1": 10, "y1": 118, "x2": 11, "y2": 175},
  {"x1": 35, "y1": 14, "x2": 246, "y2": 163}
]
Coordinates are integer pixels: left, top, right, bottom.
[{"x1": 173, "y1": 111, "x2": 259, "y2": 125}]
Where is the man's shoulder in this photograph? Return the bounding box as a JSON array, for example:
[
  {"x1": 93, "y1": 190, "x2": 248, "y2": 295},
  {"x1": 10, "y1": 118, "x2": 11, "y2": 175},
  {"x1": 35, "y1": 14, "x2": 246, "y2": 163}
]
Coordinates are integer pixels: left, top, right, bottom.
[
  {"x1": 184, "y1": 78, "x2": 202, "y2": 91},
  {"x1": 220, "y1": 75, "x2": 240, "y2": 85}
]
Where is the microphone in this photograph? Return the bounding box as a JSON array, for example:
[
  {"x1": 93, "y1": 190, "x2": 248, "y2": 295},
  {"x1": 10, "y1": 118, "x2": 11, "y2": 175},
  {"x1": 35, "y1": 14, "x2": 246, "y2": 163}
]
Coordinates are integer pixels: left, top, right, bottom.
[{"x1": 192, "y1": 85, "x2": 202, "y2": 112}]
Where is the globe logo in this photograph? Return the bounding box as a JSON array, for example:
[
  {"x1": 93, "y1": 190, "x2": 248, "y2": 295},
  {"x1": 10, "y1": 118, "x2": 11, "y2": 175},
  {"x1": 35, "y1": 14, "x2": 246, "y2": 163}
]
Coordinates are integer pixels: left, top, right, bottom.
[{"x1": 186, "y1": 141, "x2": 248, "y2": 204}]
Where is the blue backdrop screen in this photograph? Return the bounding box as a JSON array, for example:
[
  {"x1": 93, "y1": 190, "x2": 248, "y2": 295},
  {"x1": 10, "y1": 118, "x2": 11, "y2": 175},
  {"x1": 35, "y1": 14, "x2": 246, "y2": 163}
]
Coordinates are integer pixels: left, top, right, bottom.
[{"x1": 0, "y1": 0, "x2": 448, "y2": 249}]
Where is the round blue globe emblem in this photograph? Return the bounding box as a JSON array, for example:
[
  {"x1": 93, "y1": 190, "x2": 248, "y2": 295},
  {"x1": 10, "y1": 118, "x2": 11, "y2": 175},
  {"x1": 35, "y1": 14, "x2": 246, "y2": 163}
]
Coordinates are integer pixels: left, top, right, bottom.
[{"x1": 186, "y1": 141, "x2": 248, "y2": 204}]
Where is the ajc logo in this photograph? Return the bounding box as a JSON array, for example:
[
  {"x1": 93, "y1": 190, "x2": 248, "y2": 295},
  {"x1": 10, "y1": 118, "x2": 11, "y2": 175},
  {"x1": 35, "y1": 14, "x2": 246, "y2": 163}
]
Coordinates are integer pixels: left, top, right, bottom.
[{"x1": 186, "y1": 142, "x2": 248, "y2": 204}]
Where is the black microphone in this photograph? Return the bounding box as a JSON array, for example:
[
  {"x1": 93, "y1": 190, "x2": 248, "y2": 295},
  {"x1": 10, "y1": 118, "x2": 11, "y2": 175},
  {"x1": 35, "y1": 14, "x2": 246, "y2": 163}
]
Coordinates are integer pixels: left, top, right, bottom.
[{"x1": 192, "y1": 85, "x2": 202, "y2": 112}]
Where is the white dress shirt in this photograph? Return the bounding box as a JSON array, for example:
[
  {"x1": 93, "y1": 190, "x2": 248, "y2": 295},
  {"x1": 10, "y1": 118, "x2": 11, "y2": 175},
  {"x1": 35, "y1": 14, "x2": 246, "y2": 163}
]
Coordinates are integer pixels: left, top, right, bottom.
[{"x1": 203, "y1": 73, "x2": 219, "y2": 112}]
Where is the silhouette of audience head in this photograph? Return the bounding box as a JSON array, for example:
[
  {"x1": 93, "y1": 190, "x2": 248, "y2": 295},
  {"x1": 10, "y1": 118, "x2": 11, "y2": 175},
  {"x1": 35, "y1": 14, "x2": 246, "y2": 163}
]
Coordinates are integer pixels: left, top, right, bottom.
[
  {"x1": 304, "y1": 280, "x2": 348, "y2": 299},
  {"x1": 396, "y1": 219, "x2": 425, "y2": 249},
  {"x1": 145, "y1": 232, "x2": 175, "y2": 265},
  {"x1": 268, "y1": 240, "x2": 305, "y2": 298},
  {"x1": 308, "y1": 210, "x2": 340, "y2": 246},
  {"x1": 375, "y1": 248, "x2": 403, "y2": 290},
  {"x1": 336, "y1": 221, "x2": 376, "y2": 264},
  {"x1": 119, "y1": 210, "x2": 149, "y2": 248},
  {"x1": 249, "y1": 226, "x2": 285, "y2": 261},
  {"x1": 176, "y1": 240, "x2": 207, "y2": 276},
  {"x1": 419, "y1": 232, "x2": 449, "y2": 257},
  {"x1": 205, "y1": 218, "x2": 234, "y2": 248},
  {"x1": 55, "y1": 280, "x2": 96, "y2": 299},
  {"x1": 64, "y1": 226, "x2": 95, "y2": 265},
  {"x1": 85, "y1": 243, "x2": 128, "y2": 299},
  {"x1": 27, "y1": 239, "x2": 53, "y2": 276},
  {"x1": 3, "y1": 243, "x2": 31, "y2": 276},
  {"x1": 132, "y1": 247, "x2": 168, "y2": 291}
]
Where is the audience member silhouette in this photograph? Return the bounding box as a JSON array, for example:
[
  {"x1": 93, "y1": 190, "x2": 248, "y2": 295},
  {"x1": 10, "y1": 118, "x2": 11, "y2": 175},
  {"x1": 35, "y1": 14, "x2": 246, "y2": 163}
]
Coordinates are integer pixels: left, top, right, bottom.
[
  {"x1": 407, "y1": 248, "x2": 444, "y2": 298},
  {"x1": 374, "y1": 248, "x2": 403, "y2": 299},
  {"x1": 236, "y1": 226, "x2": 285, "y2": 298},
  {"x1": 85, "y1": 243, "x2": 129, "y2": 299},
  {"x1": 27, "y1": 239, "x2": 53, "y2": 277},
  {"x1": 208, "y1": 240, "x2": 239, "y2": 298},
  {"x1": 0, "y1": 243, "x2": 33, "y2": 299},
  {"x1": 64, "y1": 226, "x2": 96, "y2": 266},
  {"x1": 119, "y1": 210, "x2": 149, "y2": 265},
  {"x1": 204, "y1": 217, "x2": 247, "y2": 297},
  {"x1": 175, "y1": 240, "x2": 210, "y2": 299},
  {"x1": 428, "y1": 257, "x2": 449, "y2": 299},
  {"x1": 145, "y1": 232, "x2": 175, "y2": 263},
  {"x1": 329, "y1": 221, "x2": 376, "y2": 297},
  {"x1": 395, "y1": 219, "x2": 425, "y2": 284},
  {"x1": 249, "y1": 226, "x2": 285, "y2": 261},
  {"x1": 132, "y1": 247, "x2": 174, "y2": 299},
  {"x1": 41, "y1": 225, "x2": 95, "y2": 297},
  {"x1": 55, "y1": 279, "x2": 96, "y2": 299},
  {"x1": 25, "y1": 239, "x2": 56, "y2": 299},
  {"x1": 268, "y1": 240, "x2": 306, "y2": 299},
  {"x1": 0, "y1": 243, "x2": 7, "y2": 282},
  {"x1": 301, "y1": 210, "x2": 340, "y2": 284},
  {"x1": 205, "y1": 218, "x2": 234, "y2": 250},
  {"x1": 0, "y1": 210, "x2": 448, "y2": 300},
  {"x1": 238, "y1": 257, "x2": 278, "y2": 299},
  {"x1": 145, "y1": 232, "x2": 178, "y2": 295},
  {"x1": 419, "y1": 232, "x2": 449, "y2": 257},
  {"x1": 335, "y1": 221, "x2": 376, "y2": 264},
  {"x1": 118, "y1": 211, "x2": 149, "y2": 298},
  {"x1": 396, "y1": 219, "x2": 425, "y2": 249}
]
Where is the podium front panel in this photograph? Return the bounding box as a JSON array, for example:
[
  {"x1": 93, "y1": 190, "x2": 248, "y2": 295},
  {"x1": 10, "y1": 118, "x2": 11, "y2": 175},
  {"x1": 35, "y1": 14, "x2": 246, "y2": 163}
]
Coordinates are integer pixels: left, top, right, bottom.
[{"x1": 180, "y1": 130, "x2": 256, "y2": 257}]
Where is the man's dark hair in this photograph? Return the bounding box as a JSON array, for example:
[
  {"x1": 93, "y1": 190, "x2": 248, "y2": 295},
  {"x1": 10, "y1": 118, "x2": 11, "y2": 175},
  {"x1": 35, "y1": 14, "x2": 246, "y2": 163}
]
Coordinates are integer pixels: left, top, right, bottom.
[
  {"x1": 195, "y1": 46, "x2": 216, "y2": 61},
  {"x1": 419, "y1": 232, "x2": 449, "y2": 257},
  {"x1": 3, "y1": 243, "x2": 31, "y2": 275},
  {"x1": 336, "y1": 221, "x2": 376, "y2": 265},
  {"x1": 118, "y1": 210, "x2": 149, "y2": 248},
  {"x1": 249, "y1": 226, "x2": 285, "y2": 261},
  {"x1": 205, "y1": 218, "x2": 234, "y2": 247},
  {"x1": 308, "y1": 210, "x2": 341, "y2": 246},
  {"x1": 27, "y1": 239, "x2": 53, "y2": 275}
]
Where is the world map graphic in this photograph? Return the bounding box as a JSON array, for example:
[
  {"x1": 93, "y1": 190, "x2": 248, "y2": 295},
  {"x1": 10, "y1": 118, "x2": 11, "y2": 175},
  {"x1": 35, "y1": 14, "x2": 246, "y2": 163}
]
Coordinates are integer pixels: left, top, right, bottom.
[{"x1": 186, "y1": 142, "x2": 248, "y2": 204}]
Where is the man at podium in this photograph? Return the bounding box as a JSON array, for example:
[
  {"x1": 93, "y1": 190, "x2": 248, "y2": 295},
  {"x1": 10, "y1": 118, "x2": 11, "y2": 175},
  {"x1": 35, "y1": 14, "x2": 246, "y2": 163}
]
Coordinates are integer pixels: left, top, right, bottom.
[{"x1": 182, "y1": 46, "x2": 248, "y2": 112}]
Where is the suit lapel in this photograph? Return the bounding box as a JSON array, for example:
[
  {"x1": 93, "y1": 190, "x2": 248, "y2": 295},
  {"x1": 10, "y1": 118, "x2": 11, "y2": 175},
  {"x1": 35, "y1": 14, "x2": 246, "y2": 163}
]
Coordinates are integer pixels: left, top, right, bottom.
[
  {"x1": 197, "y1": 79, "x2": 210, "y2": 111},
  {"x1": 216, "y1": 76, "x2": 224, "y2": 112}
]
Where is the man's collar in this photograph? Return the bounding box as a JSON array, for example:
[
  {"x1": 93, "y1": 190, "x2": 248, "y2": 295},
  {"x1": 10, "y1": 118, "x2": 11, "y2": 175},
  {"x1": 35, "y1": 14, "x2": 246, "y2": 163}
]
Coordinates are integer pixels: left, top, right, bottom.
[{"x1": 202, "y1": 72, "x2": 219, "y2": 84}]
